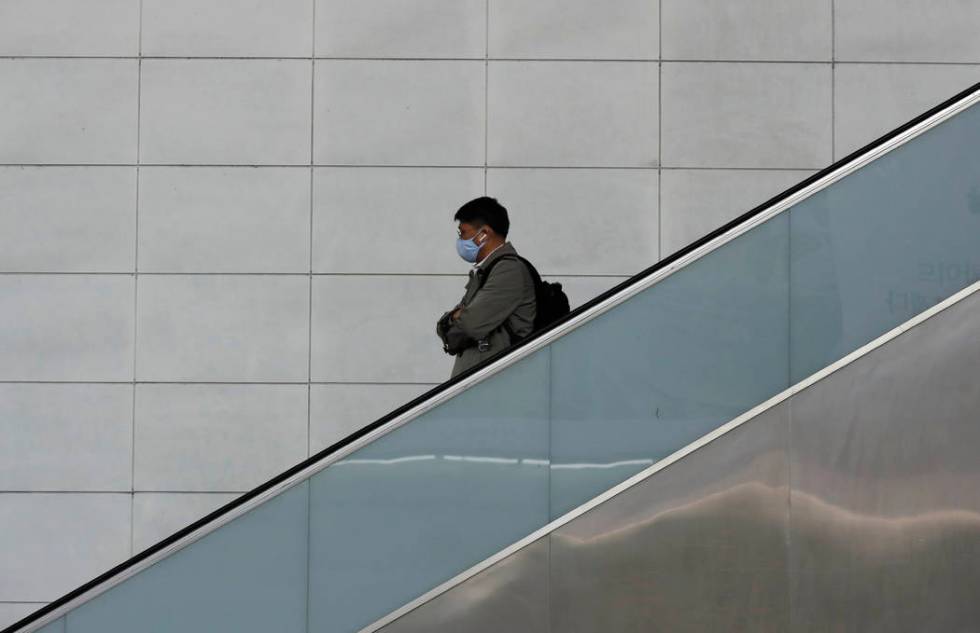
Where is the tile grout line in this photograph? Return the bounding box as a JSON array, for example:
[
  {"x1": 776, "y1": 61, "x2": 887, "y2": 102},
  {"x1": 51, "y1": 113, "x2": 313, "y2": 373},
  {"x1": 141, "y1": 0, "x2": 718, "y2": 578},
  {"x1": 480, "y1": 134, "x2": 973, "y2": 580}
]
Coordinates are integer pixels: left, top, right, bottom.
[
  {"x1": 130, "y1": 0, "x2": 145, "y2": 559},
  {"x1": 0, "y1": 490, "x2": 250, "y2": 495},
  {"x1": 308, "y1": 0, "x2": 316, "y2": 461},
  {"x1": 3, "y1": 55, "x2": 979, "y2": 65},
  {"x1": 831, "y1": 0, "x2": 837, "y2": 161},
  {"x1": 483, "y1": 0, "x2": 489, "y2": 194},
  {"x1": 0, "y1": 381, "x2": 444, "y2": 386},
  {"x1": 831, "y1": 0, "x2": 836, "y2": 64},
  {"x1": 657, "y1": 0, "x2": 663, "y2": 261},
  {"x1": 0, "y1": 164, "x2": 826, "y2": 171},
  {"x1": 0, "y1": 272, "x2": 631, "y2": 278},
  {"x1": 307, "y1": 3, "x2": 316, "y2": 631}
]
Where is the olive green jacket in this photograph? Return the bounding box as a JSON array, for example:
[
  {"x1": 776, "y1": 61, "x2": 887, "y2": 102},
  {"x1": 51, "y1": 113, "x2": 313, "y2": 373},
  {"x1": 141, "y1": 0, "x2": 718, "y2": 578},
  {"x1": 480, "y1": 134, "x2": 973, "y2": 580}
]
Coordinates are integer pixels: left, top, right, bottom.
[{"x1": 437, "y1": 242, "x2": 537, "y2": 377}]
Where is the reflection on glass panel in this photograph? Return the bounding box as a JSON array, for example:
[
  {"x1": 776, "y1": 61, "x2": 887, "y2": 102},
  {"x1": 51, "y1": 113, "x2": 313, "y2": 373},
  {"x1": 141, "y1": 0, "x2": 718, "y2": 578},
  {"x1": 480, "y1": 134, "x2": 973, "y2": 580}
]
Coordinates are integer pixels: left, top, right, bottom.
[
  {"x1": 550, "y1": 214, "x2": 790, "y2": 518},
  {"x1": 309, "y1": 350, "x2": 550, "y2": 633},
  {"x1": 67, "y1": 484, "x2": 309, "y2": 633}
]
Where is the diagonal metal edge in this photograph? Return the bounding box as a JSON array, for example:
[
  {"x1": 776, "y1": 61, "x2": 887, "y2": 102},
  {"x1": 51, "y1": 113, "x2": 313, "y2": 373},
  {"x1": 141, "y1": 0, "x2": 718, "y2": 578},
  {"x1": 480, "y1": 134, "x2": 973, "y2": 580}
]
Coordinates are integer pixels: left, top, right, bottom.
[
  {"x1": 362, "y1": 277, "x2": 980, "y2": 633},
  {"x1": 8, "y1": 84, "x2": 980, "y2": 633}
]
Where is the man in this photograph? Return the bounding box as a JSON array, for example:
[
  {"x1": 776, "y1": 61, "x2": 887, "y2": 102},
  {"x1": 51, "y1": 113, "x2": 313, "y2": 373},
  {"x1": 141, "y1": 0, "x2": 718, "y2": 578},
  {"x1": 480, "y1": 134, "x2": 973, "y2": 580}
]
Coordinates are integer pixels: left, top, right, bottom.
[{"x1": 436, "y1": 197, "x2": 536, "y2": 378}]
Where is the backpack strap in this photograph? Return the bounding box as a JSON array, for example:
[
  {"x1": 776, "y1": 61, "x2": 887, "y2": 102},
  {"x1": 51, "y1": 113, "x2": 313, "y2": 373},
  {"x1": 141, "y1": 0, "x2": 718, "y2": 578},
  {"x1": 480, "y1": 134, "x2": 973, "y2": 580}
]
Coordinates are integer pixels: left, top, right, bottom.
[
  {"x1": 476, "y1": 254, "x2": 537, "y2": 343},
  {"x1": 478, "y1": 254, "x2": 540, "y2": 289}
]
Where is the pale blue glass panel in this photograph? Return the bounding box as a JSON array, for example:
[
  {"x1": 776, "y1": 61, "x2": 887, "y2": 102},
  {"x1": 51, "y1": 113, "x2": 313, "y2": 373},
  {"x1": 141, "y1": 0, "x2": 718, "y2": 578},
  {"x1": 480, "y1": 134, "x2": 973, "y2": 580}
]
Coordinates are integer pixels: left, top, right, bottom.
[
  {"x1": 790, "y1": 101, "x2": 980, "y2": 382},
  {"x1": 308, "y1": 350, "x2": 550, "y2": 633},
  {"x1": 549, "y1": 214, "x2": 790, "y2": 518},
  {"x1": 66, "y1": 483, "x2": 308, "y2": 633}
]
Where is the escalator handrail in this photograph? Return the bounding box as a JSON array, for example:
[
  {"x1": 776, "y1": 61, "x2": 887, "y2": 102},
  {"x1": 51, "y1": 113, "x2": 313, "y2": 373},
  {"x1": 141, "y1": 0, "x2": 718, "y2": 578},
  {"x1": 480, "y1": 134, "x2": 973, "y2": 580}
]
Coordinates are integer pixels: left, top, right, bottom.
[{"x1": 7, "y1": 80, "x2": 979, "y2": 633}]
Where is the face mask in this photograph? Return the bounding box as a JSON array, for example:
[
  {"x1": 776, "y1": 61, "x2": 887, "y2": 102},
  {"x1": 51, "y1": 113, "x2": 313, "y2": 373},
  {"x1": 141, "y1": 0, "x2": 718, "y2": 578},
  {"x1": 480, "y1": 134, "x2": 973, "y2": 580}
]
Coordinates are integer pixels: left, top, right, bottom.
[{"x1": 456, "y1": 230, "x2": 486, "y2": 263}]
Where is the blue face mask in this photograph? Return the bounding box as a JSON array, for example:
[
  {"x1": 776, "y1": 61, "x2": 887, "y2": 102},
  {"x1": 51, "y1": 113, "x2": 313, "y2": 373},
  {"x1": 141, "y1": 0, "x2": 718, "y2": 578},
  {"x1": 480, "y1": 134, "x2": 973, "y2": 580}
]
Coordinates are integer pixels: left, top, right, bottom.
[{"x1": 456, "y1": 230, "x2": 486, "y2": 263}]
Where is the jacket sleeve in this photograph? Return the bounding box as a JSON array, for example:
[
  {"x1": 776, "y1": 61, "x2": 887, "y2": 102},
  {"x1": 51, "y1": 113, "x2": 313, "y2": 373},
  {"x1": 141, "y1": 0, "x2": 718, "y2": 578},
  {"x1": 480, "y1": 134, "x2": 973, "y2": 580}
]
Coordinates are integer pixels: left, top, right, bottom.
[
  {"x1": 448, "y1": 259, "x2": 530, "y2": 342},
  {"x1": 436, "y1": 309, "x2": 452, "y2": 345}
]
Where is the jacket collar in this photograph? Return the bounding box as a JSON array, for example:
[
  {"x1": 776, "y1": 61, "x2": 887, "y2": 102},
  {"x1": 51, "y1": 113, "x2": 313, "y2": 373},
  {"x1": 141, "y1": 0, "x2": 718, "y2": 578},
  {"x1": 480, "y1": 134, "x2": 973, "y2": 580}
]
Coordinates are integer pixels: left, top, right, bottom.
[{"x1": 471, "y1": 241, "x2": 515, "y2": 277}]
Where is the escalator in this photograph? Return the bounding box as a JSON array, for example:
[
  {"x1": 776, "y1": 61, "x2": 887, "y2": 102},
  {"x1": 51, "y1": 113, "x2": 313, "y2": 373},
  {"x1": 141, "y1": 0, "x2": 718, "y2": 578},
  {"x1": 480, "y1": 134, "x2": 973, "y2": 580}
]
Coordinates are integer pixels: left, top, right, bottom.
[
  {"x1": 6, "y1": 81, "x2": 980, "y2": 633},
  {"x1": 376, "y1": 276, "x2": 980, "y2": 633}
]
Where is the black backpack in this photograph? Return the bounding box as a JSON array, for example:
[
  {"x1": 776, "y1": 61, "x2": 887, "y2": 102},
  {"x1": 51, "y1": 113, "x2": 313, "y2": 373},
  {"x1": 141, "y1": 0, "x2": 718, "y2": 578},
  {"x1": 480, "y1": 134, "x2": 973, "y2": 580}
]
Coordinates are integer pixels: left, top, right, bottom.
[{"x1": 479, "y1": 254, "x2": 571, "y2": 342}]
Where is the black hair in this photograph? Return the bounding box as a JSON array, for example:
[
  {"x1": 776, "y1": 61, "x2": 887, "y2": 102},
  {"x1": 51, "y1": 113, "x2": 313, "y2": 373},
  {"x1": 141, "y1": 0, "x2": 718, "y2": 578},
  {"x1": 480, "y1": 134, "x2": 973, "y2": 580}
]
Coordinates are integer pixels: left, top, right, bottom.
[{"x1": 453, "y1": 196, "x2": 510, "y2": 237}]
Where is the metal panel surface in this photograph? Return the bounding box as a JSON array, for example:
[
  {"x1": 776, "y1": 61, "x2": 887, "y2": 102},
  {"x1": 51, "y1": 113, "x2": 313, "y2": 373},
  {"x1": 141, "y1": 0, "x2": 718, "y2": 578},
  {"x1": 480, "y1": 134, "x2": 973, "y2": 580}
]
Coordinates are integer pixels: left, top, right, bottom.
[
  {"x1": 789, "y1": 286, "x2": 980, "y2": 632},
  {"x1": 549, "y1": 402, "x2": 790, "y2": 633},
  {"x1": 377, "y1": 537, "x2": 549, "y2": 633}
]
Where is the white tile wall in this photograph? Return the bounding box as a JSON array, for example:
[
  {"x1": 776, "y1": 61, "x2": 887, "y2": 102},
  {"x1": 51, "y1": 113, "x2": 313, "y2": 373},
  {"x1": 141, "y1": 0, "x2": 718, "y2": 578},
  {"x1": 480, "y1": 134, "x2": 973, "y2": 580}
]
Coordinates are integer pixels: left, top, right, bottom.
[
  {"x1": 0, "y1": 167, "x2": 136, "y2": 272},
  {"x1": 0, "y1": 0, "x2": 138, "y2": 56},
  {"x1": 310, "y1": 383, "x2": 434, "y2": 454},
  {"x1": 138, "y1": 167, "x2": 311, "y2": 273},
  {"x1": 0, "y1": 494, "x2": 130, "y2": 601},
  {"x1": 315, "y1": 0, "x2": 485, "y2": 59},
  {"x1": 836, "y1": 0, "x2": 980, "y2": 63},
  {"x1": 136, "y1": 275, "x2": 309, "y2": 382},
  {"x1": 0, "y1": 275, "x2": 135, "y2": 381},
  {"x1": 0, "y1": 603, "x2": 43, "y2": 629},
  {"x1": 487, "y1": 168, "x2": 659, "y2": 275},
  {"x1": 834, "y1": 64, "x2": 980, "y2": 159},
  {"x1": 140, "y1": 60, "x2": 312, "y2": 165},
  {"x1": 132, "y1": 493, "x2": 239, "y2": 553},
  {"x1": 313, "y1": 167, "x2": 484, "y2": 274},
  {"x1": 488, "y1": 61, "x2": 659, "y2": 167},
  {"x1": 0, "y1": 384, "x2": 133, "y2": 491},
  {"x1": 489, "y1": 0, "x2": 659, "y2": 60},
  {"x1": 660, "y1": 169, "x2": 814, "y2": 255},
  {"x1": 141, "y1": 0, "x2": 313, "y2": 58},
  {"x1": 662, "y1": 0, "x2": 831, "y2": 61},
  {"x1": 661, "y1": 62, "x2": 832, "y2": 168},
  {"x1": 312, "y1": 275, "x2": 460, "y2": 382},
  {"x1": 134, "y1": 384, "x2": 308, "y2": 491},
  {"x1": 0, "y1": 60, "x2": 138, "y2": 164},
  {"x1": 313, "y1": 60, "x2": 485, "y2": 165}
]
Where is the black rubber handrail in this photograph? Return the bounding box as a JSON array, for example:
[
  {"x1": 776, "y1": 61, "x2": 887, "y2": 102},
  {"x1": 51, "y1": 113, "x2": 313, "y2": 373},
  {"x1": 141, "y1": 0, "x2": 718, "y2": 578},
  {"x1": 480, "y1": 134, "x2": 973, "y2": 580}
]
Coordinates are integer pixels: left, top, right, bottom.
[{"x1": 6, "y1": 80, "x2": 979, "y2": 633}]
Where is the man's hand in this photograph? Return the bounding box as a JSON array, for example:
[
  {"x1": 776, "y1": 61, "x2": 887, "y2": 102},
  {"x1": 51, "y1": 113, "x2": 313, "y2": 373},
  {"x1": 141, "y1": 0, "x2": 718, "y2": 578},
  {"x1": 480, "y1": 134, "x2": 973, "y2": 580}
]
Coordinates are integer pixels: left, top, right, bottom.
[{"x1": 437, "y1": 305, "x2": 474, "y2": 356}]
